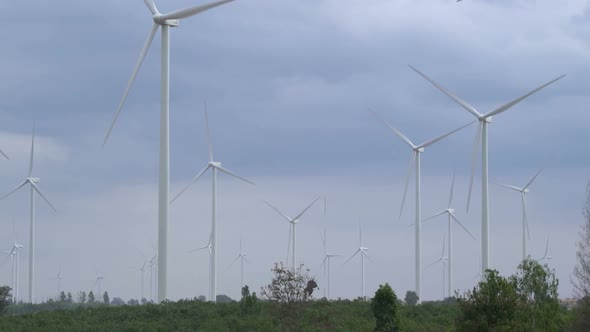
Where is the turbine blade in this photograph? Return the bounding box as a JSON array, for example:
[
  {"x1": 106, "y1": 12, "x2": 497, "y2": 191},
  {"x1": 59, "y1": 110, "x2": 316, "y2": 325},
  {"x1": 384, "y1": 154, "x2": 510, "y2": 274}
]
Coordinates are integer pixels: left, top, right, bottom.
[
  {"x1": 544, "y1": 237, "x2": 550, "y2": 257},
  {"x1": 31, "y1": 183, "x2": 57, "y2": 212},
  {"x1": 188, "y1": 244, "x2": 210, "y2": 253},
  {"x1": 400, "y1": 151, "x2": 415, "y2": 218},
  {"x1": 103, "y1": 23, "x2": 159, "y2": 146},
  {"x1": 417, "y1": 120, "x2": 475, "y2": 149},
  {"x1": 423, "y1": 210, "x2": 448, "y2": 223},
  {"x1": 215, "y1": 165, "x2": 255, "y2": 186},
  {"x1": 203, "y1": 101, "x2": 213, "y2": 162},
  {"x1": 0, "y1": 180, "x2": 28, "y2": 201},
  {"x1": 0, "y1": 148, "x2": 8, "y2": 160},
  {"x1": 523, "y1": 194, "x2": 531, "y2": 241},
  {"x1": 286, "y1": 223, "x2": 292, "y2": 264},
  {"x1": 523, "y1": 168, "x2": 543, "y2": 190},
  {"x1": 368, "y1": 108, "x2": 416, "y2": 148},
  {"x1": 160, "y1": 0, "x2": 235, "y2": 21},
  {"x1": 425, "y1": 258, "x2": 442, "y2": 270},
  {"x1": 450, "y1": 212, "x2": 476, "y2": 240},
  {"x1": 226, "y1": 255, "x2": 241, "y2": 272},
  {"x1": 264, "y1": 201, "x2": 292, "y2": 223},
  {"x1": 448, "y1": 169, "x2": 456, "y2": 208},
  {"x1": 343, "y1": 249, "x2": 361, "y2": 265},
  {"x1": 408, "y1": 65, "x2": 482, "y2": 118},
  {"x1": 28, "y1": 122, "x2": 35, "y2": 177},
  {"x1": 292, "y1": 197, "x2": 320, "y2": 221},
  {"x1": 483, "y1": 75, "x2": 566, "y2": 118},
  {"x1": 144, "y1": 0, "x2": 159, "y2": 15},
  {"x1": 466, "y1": 121, "x2": 482, "y2": 213},
  {"x1": 170, "y1": 165, "x2": 210, "y2": 204},
  {"x1": 495, "y1": 183, "x2": 523, "y2": 192},
  {"x1": 442, "y1": 233, "x2": 446, "y2": 256}
]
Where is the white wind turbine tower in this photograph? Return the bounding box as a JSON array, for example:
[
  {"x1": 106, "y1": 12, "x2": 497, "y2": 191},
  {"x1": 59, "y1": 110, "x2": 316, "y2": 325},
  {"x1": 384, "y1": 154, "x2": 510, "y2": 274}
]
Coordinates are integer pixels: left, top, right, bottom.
[
  {"x1": 264, "y1": 197, "x2": 320, "y2": 269},
  {"x1": 3, "y1": 223, "x2": 23, "y2": 303},
  {"x1": 94, "y1": 275, "x2": 104, "y2": 298},
  {"x1": 369, "y1": 109, "x2": 473, "y2": 302},
  {"x1": 103, "y1": 0, "x2": 238, "y2": 303},
  {"x1": 148, "y1": 253, "x2": 157, "y2": 302},
  {"x1": 188, "y1": 233, "x2": 213, "y2": 301},
  {"x1": 171, "y1": 105, "x2": 255, "y2": 303},
  {"x1": 409, "y1": 65, "x2": 565, "y2": 275},
  {"x1": 344, "y1": 225, "x2": 370, "y2": 300},
  {"x1": 319, "y1": 228, "x2": 339, "y2": 300},
  {"x1": 537, "y1": 237, "x2": 552, "y2": 265},
  {"x1": 423, "y1": 170, "x2": 476, "y2": 298},
  {"x1": 425, "y1": 235, "x2": 448, "y2": 299},
  {"x1": 132, "y1": 260, "x2": 148, "y2": 301},
  {"x1": 0, "y1": 123, "x2": 56, "y2": 303},
  {"x1": 226, "y1": 237, "x2": 248, "y2": 290},
  {"x1": 496, "y1": 169, "x2": 543, "y2": 261}
]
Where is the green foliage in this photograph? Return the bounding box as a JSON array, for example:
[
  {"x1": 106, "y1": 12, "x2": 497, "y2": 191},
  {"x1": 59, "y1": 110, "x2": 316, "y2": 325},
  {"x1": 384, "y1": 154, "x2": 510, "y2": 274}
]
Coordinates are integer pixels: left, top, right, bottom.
[
  {"x1": 87, "y1": 291, "x2": 95, "y2": 304},
  {"x1": 103, "y1": 291, "x2": 109, "y2": 305},
  {"x1": 0, "y1": 286, "x2": 11, "y2": 315},
  {"x1": 457, "y1": 269, "x2": 519, "y2": 331},
  {"x1": 404, "y1": 291, "x2": 418, "y2": 306},
  {"x1": 371, "y1": 283, "x2": 400, "y2": 332},
  {"x1": 240, "y1": 285, "x2": 261, "y2": 316},
  {"x1": 573, "y1": 182, "x2": 590, "y2": 329},
  {"x1": 59, "y1": 291, "x2": 66, "y2": 303},
  {"x1": 77, "y1": 291, "x2": 86, "y2": 304}
]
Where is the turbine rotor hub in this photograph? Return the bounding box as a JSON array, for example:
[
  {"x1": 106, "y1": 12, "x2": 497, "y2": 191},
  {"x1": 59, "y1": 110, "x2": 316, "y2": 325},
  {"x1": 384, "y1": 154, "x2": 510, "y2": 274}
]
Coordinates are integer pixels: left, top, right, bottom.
[
  {"x1": 153, "y1": 15, "x2": 179, "y2": 27},
  {"x1": 209, "y1": 161, "x2": 221, "y2": 168},
  {"x1": 27, "y1": 177, "x2": 40, "y2": 183}
]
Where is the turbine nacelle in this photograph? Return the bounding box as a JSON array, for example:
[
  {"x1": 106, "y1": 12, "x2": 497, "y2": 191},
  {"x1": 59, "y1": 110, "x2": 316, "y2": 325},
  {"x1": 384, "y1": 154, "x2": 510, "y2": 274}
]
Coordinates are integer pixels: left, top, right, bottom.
[
  {"x1": 153, "y1": 16, "x2": 180, "y2": 27},
  {"x1": 209, "y1": 161, "x2": 222, "y2": 168},
  {"x1": 27, "y1": 177, "x2": 40, "y2": 184},
  {"x1": 413, "y1": 147, "x2": 425, "y2": 153}
]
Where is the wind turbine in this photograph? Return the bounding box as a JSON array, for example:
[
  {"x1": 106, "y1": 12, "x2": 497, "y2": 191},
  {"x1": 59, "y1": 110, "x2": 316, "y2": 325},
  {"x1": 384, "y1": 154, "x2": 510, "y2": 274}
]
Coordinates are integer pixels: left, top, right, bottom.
[
  {"x1": 94, "y1": 275, "x2": 104, "y2": 299},
  {"x1": 496, "y1": 169, "x2": 542, "y2": 261},
  {"x1": 131, "y1": 260, "x2": 148, "y2": 300},
  {"x1": 537, "y1": 237, "x2": 552, "y2": 265},
  {"x1": 0, "y1": 123, "x2": 56, "y2": 303},
  {"x1": 148, "y1": 253, "x2": 157, "y2": 302},
  {"x1": 344, "y1": 225, "x2": 370, "y2": 300},
  {"x1": 369, "y1": 109, "x2": 473, "y2": 302},
  {"x1": 409, "y1": 65, "x2": 565, "y2": 275},
  {"x1": 226, "y1": 236, "x2": 248, "y2": 290},
  {"x1": 188, "y1": 233, "x2": 213, "y2": 301},
  {"x1": 171, "y1": 105, "x2": 254, "y2": 303},
  {"x1": 423, "y1": 170, "x2": 476, "y2": 298},
  {"x1": 3, "y1": 222, "x2": 23, "y2": 303},
  {"x1": 425, "y1": 235, "x2": 448, "y2": 299},
  {"x1": 49, "y1": 267, "x2": 63, "y2": 300},
  {"x1": 319, "y1": 228, "x2": 339, "y2": 300},
  {"x1": 103, "y1": 0, "x2": 238, "y2": 303},
  {"x1": 264, "y1": 197, "x2": 320, "y2": 269}
]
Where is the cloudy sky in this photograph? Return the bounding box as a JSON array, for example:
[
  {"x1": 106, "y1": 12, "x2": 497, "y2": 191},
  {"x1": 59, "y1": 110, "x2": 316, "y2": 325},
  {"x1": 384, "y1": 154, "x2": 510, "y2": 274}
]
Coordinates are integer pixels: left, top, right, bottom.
[{"x1": 0, "y1": 0, "x2": 588, "y2": 303}]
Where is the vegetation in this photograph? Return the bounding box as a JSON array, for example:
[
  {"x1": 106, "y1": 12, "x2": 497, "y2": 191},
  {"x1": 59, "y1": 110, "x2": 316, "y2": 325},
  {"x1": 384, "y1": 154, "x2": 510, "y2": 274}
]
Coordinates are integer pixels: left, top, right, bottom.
[
  {"x1": 572, "y1": 181, "x2": 590, "y2": 331},
  {"x1": 0, "y1": 286, "x2": 10, "y2": 314},
  {"x1": 371, "y1": 283, "x2": 400, "y2": 332}
]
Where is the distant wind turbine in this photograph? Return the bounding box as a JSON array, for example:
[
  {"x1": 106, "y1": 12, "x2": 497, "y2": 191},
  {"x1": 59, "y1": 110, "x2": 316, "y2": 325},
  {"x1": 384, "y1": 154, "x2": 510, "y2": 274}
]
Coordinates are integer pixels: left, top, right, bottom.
[
  {"x1": 49, "y1": 267, "x2": 63, "y2": 299},
  {"x1": 496, "y1": 169, "x2": 543, "y2": 261},
  {"x1": 171, "y1": 104, "x2": 254, "y2": 303},
  {"x1": 423, "y1": 170, "x2": 476, "y2": 298},
  {"x1": 265, "y1": 197, "x2": 320, "y2": 269},
  {"x1": 103, "y1": 0, "x2": 238, "y2": 303},
  {"x1": 2, "y1": 222, "x2": 23, "y2": 303},
  {"x1": 0, "y1": 123, "x2": 56, "y2": 303},
  {"x1": 94, "y1": 275, "x2": 104, "y2": 298},
  {"x1": 409, "y1": 65, "x2": 565, "y2": 275},
  {"x1": 537, "y1": 237, "x2": 552, "y2": 264},
  {"x1": 188, "y1": 233, "x2": 214, "y2": 301},
  {"x1": 425, "y1": 235, "x2": 448, "y2": 299},
  {"x1": 131, "y1": 260, "x2": 148, "y2": 301},
  {"x1": 319, "y1": 228, "x2": 340, "y2": 300},
  {"x1": 344, "y1": 225, "x2": 370, "y2": 300},
  {"x1": 369, "y1": 109, "x2": 473, "y2": 302},
  {"x1": 226, "y1": 236, "x2": 248, "y2": 290}
]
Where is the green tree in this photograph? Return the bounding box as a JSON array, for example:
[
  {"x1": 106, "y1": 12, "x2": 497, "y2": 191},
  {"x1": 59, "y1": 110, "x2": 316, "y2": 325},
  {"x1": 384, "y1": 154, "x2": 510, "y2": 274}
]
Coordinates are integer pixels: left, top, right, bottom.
[
  {"x1": 371, "y1": 283, "x2": 400, "y2": 332},
  {"x1": 573, "y1": 182, "x2": 590, "y2": 331},
  {"x1": 261, "y1": 262, "x2": 313, "y2": 332},
  {"x1": 67, "y1": 292, "x2": 73, "y2": 303},
  {"x1": 404, "y1": 290, "x2": 418, "y2": 306},
  {"x1": 78, "y1": 291, "x2": 86, "y2": 304},
  {"x1": 0, "y1": 286, "x2": 11, "y2": 315},
  {"x1": 88, "y1": 291, "x2": 95, "y2": 304},
  {"x1": 59, "y1": 291, "x2": 66, "y2": 302},
  {"x1": 103, "y1": 291, "x2": 110, "y2": 304},
  {"x1": 240, "y1": 285, "x2": 261, "y2": 316},
  {"x1": 457, "y1": 269, "x2": 519, "y2": 331},
  {"x1": 514, "y1": 258, "x2": 561, "y2": 330}
]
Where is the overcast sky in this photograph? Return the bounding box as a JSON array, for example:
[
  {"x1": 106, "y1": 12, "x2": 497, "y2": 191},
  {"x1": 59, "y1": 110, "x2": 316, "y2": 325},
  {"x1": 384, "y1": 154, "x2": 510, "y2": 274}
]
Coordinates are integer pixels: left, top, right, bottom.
[{"x1": 0, "y1": 0, "x2": 588, "y2": 303}]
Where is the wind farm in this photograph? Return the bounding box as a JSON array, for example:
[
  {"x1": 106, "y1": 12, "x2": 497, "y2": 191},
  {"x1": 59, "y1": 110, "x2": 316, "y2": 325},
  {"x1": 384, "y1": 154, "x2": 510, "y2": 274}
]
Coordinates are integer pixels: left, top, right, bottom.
[{"x1": 0, "y1": 0, "x2": 587, "y2": 330}]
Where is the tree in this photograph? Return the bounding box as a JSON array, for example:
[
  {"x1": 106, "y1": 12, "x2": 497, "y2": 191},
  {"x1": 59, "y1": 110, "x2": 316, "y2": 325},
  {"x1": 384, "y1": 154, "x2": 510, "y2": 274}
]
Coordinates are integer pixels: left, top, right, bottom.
[
  {"x1": 513, "y1": 259, "x2": 561, "y2": 330},
  {"x1": 196, "y1": 295, "x2": 206, "y2": 302},
  {"x1": 59, "y1": 291, "x2": 66, "y2": 302},
  {"x1": 371, "y1": 283, "x2": 400, "y2": 332},
  {"x1": 88, "y1": 291, "x2": 95, "y2": 304},
  {"x1": 216, "y1": 294, "x2": 233, "y2": 303},
  {"x1": 0, "y1": 286, "x2": 11, "y2": 315},
  {"x1": 140, "y1": 297, "x2": 148, "y2": 305},
  {"x1": 78, "y1": 291, "x2": 86, "y2": 304},
  {"x1": 573, "y1": 182, "x2": 590, "y2": 330},
  {"x1": 261, "y1": 262, "x2": 314, "y2": 332},
  {"x1": 67, "y1": 292, "x2": 73, "y2": 303},
  {"x1": 111, "y1": 297, "x2": 125, "y2": 305},
  {"x1": 128, "y1": 299, "x2": 139, "y2": 305},
  {"x1": 404, "y1": 290, "x2": 419, "y2": 306},
  {"x1": 457, "y1": 269, "x2": 520, "y2": 331},
  {"x1": 103, "y1": 291, "x2": 110, "y2": 304},
  {"x1": 240, "y1": 285, "x2": 261, "y2": 316}
]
